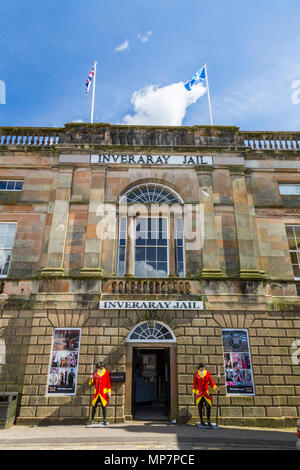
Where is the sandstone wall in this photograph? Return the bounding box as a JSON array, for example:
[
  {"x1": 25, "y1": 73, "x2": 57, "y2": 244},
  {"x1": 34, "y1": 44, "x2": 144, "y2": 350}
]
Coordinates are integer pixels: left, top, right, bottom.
[{"x1": 1, "y1": 307, "x2": 299, "y2": 427}]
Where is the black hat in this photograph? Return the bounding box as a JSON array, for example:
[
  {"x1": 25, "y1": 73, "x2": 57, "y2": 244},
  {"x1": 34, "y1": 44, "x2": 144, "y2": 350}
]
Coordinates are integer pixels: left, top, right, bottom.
[
  {"x1": 199, "y1": 363, "x2": 205, "y2": 368},
  {"x1": 96, "y1": 361, "x2": 105, "y2": 368}
]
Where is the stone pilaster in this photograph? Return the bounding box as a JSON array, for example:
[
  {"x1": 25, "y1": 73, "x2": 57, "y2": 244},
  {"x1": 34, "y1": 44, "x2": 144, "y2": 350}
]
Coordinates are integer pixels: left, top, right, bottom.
[
  {"x1": 125, "y1": 215, "x2": 135, "y2": 277},
  {"x1": 81, "y1": 168, "x2": 106, "y2": 277},
  {"x1": 230, "y1": 167, "x2": 266, "y2": 279},
  {"x1": 42, "y1": 168, "x2": 73, "y2": 276},
  {"x1": 169, "y1": 214, "x2": 177, "y2": 277},
  {"x1": 197, "y1": 167, "x2": 224, "y2": 278}
]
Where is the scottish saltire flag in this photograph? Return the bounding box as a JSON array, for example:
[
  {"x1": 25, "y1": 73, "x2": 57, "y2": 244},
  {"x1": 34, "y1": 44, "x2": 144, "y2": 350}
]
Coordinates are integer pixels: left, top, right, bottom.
[
  {"x1": 85, "y1": 66, "x2": 95, "y2": 94},
  {"x1": 184, "y1": 65, "x2": 206, "y2": 91}
]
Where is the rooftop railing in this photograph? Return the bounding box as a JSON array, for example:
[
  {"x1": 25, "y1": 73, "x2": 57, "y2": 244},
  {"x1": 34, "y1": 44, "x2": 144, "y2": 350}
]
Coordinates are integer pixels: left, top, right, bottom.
[
  {"x1": 0, "y1": 125, "x2": 300, "y2": 151},
  {"x1": 0, "y1": 127, "x2": 64, "y2": 147},
  {"x1": 241, "y1": 131, "x2": 300, "y2": 151}
]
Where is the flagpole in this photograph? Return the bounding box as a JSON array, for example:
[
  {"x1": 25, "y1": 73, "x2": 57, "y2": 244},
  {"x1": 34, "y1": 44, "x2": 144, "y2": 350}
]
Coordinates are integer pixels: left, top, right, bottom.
[
  {"x1": 90, "y1": 60, "x2": 98, "y2": 124},
  {"x1": 204, "y1": 63, "x2": 214, "y2": 126}
]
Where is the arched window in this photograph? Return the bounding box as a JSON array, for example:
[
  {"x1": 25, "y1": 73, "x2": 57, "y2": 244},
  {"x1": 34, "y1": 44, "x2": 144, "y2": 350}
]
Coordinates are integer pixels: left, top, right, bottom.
[
  {"x1": 117, "y1": 184, "x2": 185, "y2": 279},
  {"x1": 127, "y1": 321, "x2": 176, "y2": 343},
  {"x1": 120, "y1": 184, "x2": 183, "y2": 205}
]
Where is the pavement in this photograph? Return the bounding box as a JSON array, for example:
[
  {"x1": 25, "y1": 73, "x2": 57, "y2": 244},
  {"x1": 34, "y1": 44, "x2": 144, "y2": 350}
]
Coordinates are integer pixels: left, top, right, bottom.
[{"x1": 0, "y1": 422, "x2": 298, "y2": 450}]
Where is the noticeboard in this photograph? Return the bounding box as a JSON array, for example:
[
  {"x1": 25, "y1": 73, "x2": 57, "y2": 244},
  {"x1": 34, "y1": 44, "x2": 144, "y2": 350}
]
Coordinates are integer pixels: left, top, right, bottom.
[{"x1": 110, "y1": 372, "x2": 126, "y2": 383}]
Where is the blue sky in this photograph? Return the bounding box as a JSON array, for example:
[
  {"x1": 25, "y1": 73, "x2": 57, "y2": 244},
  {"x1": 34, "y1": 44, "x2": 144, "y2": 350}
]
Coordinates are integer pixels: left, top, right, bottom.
[{"x1": 1, "y1": 0, "x2": 300, "y2": 130}]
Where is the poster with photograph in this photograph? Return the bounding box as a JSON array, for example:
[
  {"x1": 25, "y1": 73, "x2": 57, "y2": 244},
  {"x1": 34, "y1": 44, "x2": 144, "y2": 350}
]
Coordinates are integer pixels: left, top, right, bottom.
[
  {"x1": 222, "y1": 329, "x2": 255, "y2": 395},
  {"x1": 47, "y1": 328, "x2": 81, "y2": 396}
]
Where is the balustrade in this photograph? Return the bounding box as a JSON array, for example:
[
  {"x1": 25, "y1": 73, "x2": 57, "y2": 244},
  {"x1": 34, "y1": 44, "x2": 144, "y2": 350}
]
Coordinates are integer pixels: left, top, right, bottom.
[
  {"x1": 0, "y1": 128, "x2": 64, "y2": 146},
  {"x1": 241, "y1": 132, "x2": 300, "y2": 151},
  {"x1": 1, "y1": 125, "x2": 300, "y2": 151},
  {"x1": 105, "y1": 279, "x2": 192, "y2": 295}
]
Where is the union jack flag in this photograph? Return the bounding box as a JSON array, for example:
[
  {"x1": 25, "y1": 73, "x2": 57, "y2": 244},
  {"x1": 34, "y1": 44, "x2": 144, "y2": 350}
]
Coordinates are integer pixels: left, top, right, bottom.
[{"x1": 85, "y1": 66, "x2": 95, "y2": 94}]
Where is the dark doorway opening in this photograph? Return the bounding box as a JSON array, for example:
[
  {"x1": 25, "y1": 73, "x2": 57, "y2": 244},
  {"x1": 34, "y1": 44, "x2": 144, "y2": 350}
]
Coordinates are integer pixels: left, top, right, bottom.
[{"x1": 132, "y1": 348, "x2": 170, "y2": 421}]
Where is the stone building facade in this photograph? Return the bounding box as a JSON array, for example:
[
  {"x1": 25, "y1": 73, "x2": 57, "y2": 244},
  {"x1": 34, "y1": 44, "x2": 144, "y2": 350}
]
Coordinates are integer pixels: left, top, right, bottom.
[{"x1": 0, "y1": 123, "x2": 299, "y2": 427}]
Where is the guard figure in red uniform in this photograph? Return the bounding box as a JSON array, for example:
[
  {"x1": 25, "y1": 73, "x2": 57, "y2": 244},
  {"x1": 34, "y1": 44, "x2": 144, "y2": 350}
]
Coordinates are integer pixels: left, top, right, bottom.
[
  {"x1": 89, "y1": 362, "x2": 111, "y2": 426},
  {"x1": 193, "y1": 363, "x2": 217, "y2": 427}
]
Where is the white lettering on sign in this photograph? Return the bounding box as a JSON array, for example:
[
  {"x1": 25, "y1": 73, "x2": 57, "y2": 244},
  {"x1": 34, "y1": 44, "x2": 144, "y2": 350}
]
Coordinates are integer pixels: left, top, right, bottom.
[
  {"x1": 91, "y1": 154, "x2": 212, "y2": 165},
  {"x1": 99, "y1": 300, "x2": 203, "y2": 310}
]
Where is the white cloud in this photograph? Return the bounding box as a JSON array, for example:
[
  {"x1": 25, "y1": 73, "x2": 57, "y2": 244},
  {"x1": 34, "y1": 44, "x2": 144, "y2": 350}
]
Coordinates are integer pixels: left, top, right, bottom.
[
  {"x1": 71, "y1": 118, "x2": 84, "y2": 123},
  {"x1": 137, "y1": 31, "x2": 152, "y2": 43},
  {"x1": 123, "y1": 81, "x2": 207, "y2": 126},
  {"x1": 115, "y1": 40, "x2": 129, "y2": 52}
]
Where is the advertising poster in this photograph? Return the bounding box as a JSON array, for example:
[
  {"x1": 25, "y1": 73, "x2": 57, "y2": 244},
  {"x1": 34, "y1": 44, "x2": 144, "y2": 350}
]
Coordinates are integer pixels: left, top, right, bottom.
[
  {"x1": 222, "y1": 329, "x2": 255, "y2": 396},
  {"x1": 47, "y1": 328, "x2": 81, "y2": 396}
]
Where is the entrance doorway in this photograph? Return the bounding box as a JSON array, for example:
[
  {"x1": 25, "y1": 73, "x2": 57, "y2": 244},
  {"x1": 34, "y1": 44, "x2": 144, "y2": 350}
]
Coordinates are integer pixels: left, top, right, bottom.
[{"x1": 132, "y1": 348, "x2": 170, "y2": 420}]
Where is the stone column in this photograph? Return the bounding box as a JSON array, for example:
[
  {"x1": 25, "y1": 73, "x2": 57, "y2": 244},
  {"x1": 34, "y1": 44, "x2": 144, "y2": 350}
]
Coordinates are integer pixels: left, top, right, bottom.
[
  {"x1": 125, "y1": 215, "x2": 135, "y2": 277},
  {"x1": 42, "y1": 168, "x2": 73, "y2": 276},
  {"x1": 169, "y1": 214, "x2": 177, "y2": 277},
  {"x1": 230, "y1": 167, "x2": 266, "y2": 279},
  {"x1": 81, "y1": 167, "x2": 106, "y2": 277},
  {"x1": 197, "y1": 167, "x2": 223, "y2": 278}
]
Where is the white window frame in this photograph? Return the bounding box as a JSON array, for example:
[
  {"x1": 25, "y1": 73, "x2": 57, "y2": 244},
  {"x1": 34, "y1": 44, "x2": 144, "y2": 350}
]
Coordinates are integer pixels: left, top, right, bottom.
[
  {"x1": 286, "y1": 224, "x2": 300, "y2": 280},
  {"x1": 279, "y1": 184, "x2": 300, "y2": 195},
  {"x1": 0, "y1": 222, "x2": 17, "y2": 278},
  {"x1": 134, "y1": 216, "x2": 169, "y2": 279},
  {"x1": 127, "y1": 321, "x2": 176, "y2": 343},
  {"x1": 175, "y1": 217, "x2": 186, "y2": 278},
  {"x1": 0, "y1": 180, "x2": 23, "y2": 191},
  {"x1": 119, "y1": 183, "x2": 184, "y2": 204},
  {"x1": 117, "y1": 217, "x2": 127, "y2": 277}
]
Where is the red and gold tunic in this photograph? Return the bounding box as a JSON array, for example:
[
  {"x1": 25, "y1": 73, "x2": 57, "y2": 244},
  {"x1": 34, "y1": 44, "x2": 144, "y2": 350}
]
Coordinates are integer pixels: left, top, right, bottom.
[
  {"x1": 89, "y1": 368, "x2": 111, "y2": 407},
  {"x1": 193, "y1": 369, "x2": 216, "y2": 407}
]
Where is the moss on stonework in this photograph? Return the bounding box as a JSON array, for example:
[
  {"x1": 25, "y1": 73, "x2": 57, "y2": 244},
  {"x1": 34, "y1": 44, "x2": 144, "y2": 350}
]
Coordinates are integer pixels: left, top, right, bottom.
[
  {"x1": 0, "y1": 126, "x2": 63, "y2": 132},
  {"x1": 268, "y1": 300, "x2": 300, "y2": 312}
]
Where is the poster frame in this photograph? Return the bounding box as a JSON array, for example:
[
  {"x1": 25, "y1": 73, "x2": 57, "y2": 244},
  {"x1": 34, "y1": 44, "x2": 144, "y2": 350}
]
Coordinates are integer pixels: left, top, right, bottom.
[
  {"x1": 221, "y1": 328, "x2": 255, "y2": 397},
  {"x1": 46, "y1": 327, "x2": 82, "y2": 397}
]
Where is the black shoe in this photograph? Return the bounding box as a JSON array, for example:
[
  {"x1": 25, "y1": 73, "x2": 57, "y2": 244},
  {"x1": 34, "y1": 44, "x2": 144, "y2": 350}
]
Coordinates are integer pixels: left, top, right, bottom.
[
  {"x1": 200, "y1": 421, "x2": 206, "y2": 427},
  {"x1": 207, "y1": 422, "x2": 213, "y2": 428}
]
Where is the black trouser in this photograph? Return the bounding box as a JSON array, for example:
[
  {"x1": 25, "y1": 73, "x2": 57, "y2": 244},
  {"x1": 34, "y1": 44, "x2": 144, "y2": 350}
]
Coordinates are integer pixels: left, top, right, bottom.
[
  {"x1": 91, "y1": 396, "x2": 107, "y2": 422},
  {"x1": 198, "y1": 396, "x2": 211, "y2": 423}
]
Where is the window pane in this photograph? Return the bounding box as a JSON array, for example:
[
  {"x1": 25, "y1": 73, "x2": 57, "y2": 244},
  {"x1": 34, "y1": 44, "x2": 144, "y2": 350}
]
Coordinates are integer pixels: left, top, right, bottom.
[
  {"x1": 176, "y1": 247, "x2": 184, "y2": 263},
  {"x1": 294, "y1": 226, "x2": 300, "y2": 237},
  {"x1": 0, "y1": 250, "x2": 10, "y2": 276},
  {"x1": 0, "y1": 181, "x2": 7, "y2": 190},
  {"x1": 157, "y1": 236, "x2": 168, "y2": 246},
  {"x1": 288, "y1": 238, "x2": 297, "y2": 250},
  {"x1": 7, "y1": 181, "x2": 15, "y2": 190},
  {"x1": 136, "y1": 232, "x2": 146, "y2": 245},
  {"x1": 135, "y1": 247, "x2": 145, "y2": 261},
  {"x1": 119, "y1": 238, "x2": 126, "y2": 246},
  {"x1": 157, "y1": 247, "x2": 168, "y2": 261},
  {"x1": 286, "y1": 226, "x2": 294, "y2": 238},
  {"x1": 0, "y1": 224, "x2": 16, "y2": 249},
  {"x1": 117, "y1": 247, "x2": 126, "y2": 277},
  {"x1": 293, "y1": 265, "x2": 300, "y2": 277},
  {"x1": 149, "y1": 218, "x2": 158, "y2": 231},
  {"x1": 2, "y1": 259, "x2": 10, "y2": 276},
  {"x1": 177, "y1": 262, "x2": 185, "y2": 278},
  {"x1": 279, "y1": 184, "x2": 300, "y2": 195},
  {"x1": 135, "y1": 261, "x2": 145, "y2": 277},
  {"x1": 136, "y1": 219, "x2": 147, "y2": 232},
  {"x1": 145, "y1": 261, "x2": 156, "y2": 277},
  {"x1": 290, "y1": 252, "x2": 298, "y2": 264},
  {"x1": 157, "y1": 262, "x2": 168, "y2": 277},
  {"x1": 146, "y1": 247, "x2": 156, "y2": 261},
  {"x1": 15, "y1": 182, "x2": 23, "y2": 190}
]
